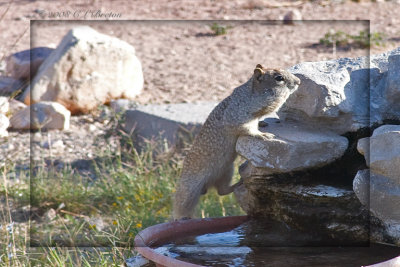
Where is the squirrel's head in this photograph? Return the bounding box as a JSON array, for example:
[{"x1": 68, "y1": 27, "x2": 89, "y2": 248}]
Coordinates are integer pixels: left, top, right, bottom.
[
  {"x1": 252, "y1": 64, "x2": 300, "y2": 96},
  {"x1": 248, "y1": 64, "x2": 301, "y2": 117}
]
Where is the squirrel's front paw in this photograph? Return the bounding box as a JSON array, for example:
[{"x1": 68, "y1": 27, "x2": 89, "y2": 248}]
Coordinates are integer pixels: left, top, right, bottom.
[
  {"x1": 232, "y1": 178, "x2": 244, "y2": 189},
  {"x1": 255, "y1": 132, "x2": 275, "y2": 141}
]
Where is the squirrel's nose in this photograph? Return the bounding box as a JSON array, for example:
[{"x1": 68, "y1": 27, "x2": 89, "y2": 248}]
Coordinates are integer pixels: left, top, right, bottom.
[
  {"x1": 294, "y1": 76, "x2": 301, "y2": 85},
  {"x1": 288, "y1": 75, "x2": 301, "y2": 90}
]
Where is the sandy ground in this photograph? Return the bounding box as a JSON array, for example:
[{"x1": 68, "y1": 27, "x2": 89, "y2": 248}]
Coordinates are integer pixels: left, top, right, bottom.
[{"x1": 1, "y1": 0, "x2": 400, "y2": 104}]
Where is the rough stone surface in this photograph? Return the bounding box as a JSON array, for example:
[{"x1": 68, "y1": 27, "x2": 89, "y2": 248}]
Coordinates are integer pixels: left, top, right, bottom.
[
  {"x1": 278, "y1": 47, "x2": 400, "y2": 134},
  {"x1": 125, "y1": 256, "x2": 149, "y2": 267},
  {"x1": 0, "y1": 76, "x2": 25, "y2": 96},
  {"x1": 8, "y1": 99, "x2": 27, "y2": 115},
  {"x1": 124, "y1": 102, "x2": 217, "y2": 145},
  {"x1": 6, "y1": 47, "x2": 54, "y2": 79},
  {"x1": 22, "y1": 26, "x2": 144, "y2": 114},
  {"x1": 234, "y1": 176, "x2": 369, "y2": 245},
  {"x1": 236, "y1": 121, "x2": 348, "y2": 174},
  {"x1": 385, "y1": 54, "x2": 400, "y2": 114},
  {"x1": 42, "y1": 139, "x2": 65, "y2": 150},
  {"x1": 10, "y1": 101, "x2": 71, "y2": 130},
  {"x1": 353, "y1": 169, "x2": 400, "y2": 245},
  {"x1": 0, "y1": 113, "x2": 9, "y2": 137},
  {"x1": 358, "y1": 125, "x2": 400, "y2": 182}
]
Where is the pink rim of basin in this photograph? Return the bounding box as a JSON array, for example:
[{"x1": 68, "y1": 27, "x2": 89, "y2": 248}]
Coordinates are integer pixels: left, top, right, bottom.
[
  {"x1": 134, "y1": 215, "x2": 400, "y2": 267},
  {"x1": 134, "y1": 215, "x2": 249, "y2": 267}
]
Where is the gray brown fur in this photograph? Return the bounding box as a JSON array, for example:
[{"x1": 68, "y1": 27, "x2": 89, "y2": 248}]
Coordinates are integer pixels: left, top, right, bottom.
[{"x1": 173, "y1": 64, "x2": 300, "y2": 220}]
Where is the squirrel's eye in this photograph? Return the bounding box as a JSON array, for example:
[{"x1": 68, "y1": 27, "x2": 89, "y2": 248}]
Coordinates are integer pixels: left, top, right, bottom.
[{"x1": 274, "y1": 75, "x2": 284, "y2": 82}]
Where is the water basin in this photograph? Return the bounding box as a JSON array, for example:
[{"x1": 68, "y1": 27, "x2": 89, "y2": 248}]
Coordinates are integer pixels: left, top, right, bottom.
[{"x1": 134, "y1": 216, "x2": 400, "y2": 267}]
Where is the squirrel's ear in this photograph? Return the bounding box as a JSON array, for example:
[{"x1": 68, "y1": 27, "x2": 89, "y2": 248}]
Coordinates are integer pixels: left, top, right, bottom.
[
  {"x1": 253, "y1": 65, "x2": 265, "y2": 81},
  {"x1": 256, "y1": 64, "x2": 264, "y2": 69}
]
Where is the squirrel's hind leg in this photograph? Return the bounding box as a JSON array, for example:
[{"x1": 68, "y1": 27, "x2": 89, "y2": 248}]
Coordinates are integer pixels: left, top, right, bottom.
[{"x1": 215, "y1": 163, "x2": 236, "y2": 196}]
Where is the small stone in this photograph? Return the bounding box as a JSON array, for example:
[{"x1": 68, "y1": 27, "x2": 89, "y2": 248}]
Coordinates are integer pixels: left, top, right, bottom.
[
  {"x1": 357, "y1": 137, "x2": 369, "y2": 157},
  {"x1": 0, "y1": 114, "x2": 9, "y2": 137},
  {"x1": 43, "y1": 139, "x2": 64, "y2": 150},
  {"x1": 283, "y1": 9, "x2": 302, "y2": 25},
  {"x1": 44, "y1": 208, "x2": 57, "y2": 222},
  {"x1": 10, "y1": 101, "x2": 70, "y2": 130},
  {"x1": 0, "y1": 96, "x2": 9, "y2": 114},
  {"x1": 359, "y1": 125, "x2": 400, "y2": 182},
  {"x1": 88, "y1": 124, "x2": 97, "y2": 132},
  {"x1": 32, "y1": 132, "x2": 42, "y2": 141},
  {"x1": 8, "y1": 99, "x2": 26, "y2": 115},
  {"x1": 110, "y1": 99, "x2": 137, "y2": 113},
  {"x1": 0, "y1": 60, "x2": 6, "y2": 73},
  {"x1": 125, "y1": 256, "x2": 149, "y2": 267}
]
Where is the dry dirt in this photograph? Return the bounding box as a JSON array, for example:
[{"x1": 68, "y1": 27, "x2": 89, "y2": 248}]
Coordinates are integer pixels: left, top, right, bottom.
[
  {"x1": 1, "y1": 0, "x2": 400, "y2": 103},
  {"x1": 1, "y1": 0, "x2": 400, "y2": 165}
]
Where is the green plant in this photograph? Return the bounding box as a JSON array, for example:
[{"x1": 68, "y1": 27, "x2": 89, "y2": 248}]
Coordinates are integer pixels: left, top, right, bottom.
[
  {"x1": 319, "y1": 30, "x2": 387, "y2": 49},
  {"x1": 1, "y1": 116, "x2": 244, "y2": 265},
  {"x1": 319, "y1": 30, "x2": 350, "y2": 47},
  {"x1": 352, "y1": 30, "x2": 387, "y2": 48},
  {"x1": 210, "y1": 22, "x2": 231, "y2": 36}
]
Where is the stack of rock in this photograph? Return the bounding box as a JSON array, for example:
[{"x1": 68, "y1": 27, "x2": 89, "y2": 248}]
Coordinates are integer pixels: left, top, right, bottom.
[
  {"x1": 354, "y1": 125, "x2": 400, "y2": 243},
  {"x1": 234, "y1": 47, "x2": 400, "y2": 246}
]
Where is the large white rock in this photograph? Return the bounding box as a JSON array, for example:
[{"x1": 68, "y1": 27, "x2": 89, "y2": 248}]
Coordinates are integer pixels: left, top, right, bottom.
[
  {"x1": 10, "y1": 101, "x2": 70, "y2": 130},
  {"x1": 0, "y1": 97, "x2": 9, "y2": 114},
  {"x1": 278, "y1": 47, "x2": 400, "y2": 134},
  {"x1": 236, "y1": 121, "x2": 348, "y2": 174},
  {"x1": 22, "y1": 26, "x2": 143, "y2": 114},
  {"x1": 0, "y1": 113, "x2": 9, "y2": 137},
  {"x1": 353, "y1": 169, "x2": 400, "y2": 222},
  {"x1": 357, "y1": 125, "x2": 400, "y2": 183}
]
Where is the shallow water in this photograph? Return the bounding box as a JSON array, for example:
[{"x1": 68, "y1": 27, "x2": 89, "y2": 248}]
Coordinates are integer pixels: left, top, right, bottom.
[{"x1": 157, "y1": 219, "x2": 400, "y2": 267}]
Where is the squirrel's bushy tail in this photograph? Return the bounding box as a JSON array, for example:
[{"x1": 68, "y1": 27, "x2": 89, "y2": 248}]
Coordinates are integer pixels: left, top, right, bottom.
[{"x1": 173, "y1": 176, "x2": 205, "y2": 220}]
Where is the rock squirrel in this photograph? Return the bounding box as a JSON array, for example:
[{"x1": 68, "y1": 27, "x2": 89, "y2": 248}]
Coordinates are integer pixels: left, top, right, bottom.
[{"x1": 173, "y1": 64, "x2": 301, "y2": 220}]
